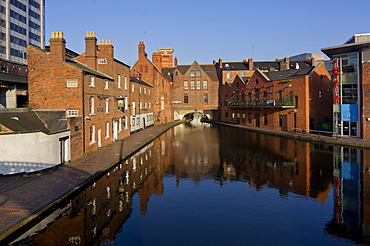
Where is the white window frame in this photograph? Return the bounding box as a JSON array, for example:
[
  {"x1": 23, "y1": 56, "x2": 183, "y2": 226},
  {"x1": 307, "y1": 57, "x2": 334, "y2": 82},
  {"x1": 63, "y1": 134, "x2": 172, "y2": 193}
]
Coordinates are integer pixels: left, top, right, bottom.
[
  {"x1": 90, "y1": 125, "x2": 95, "y2": 144},
  {"x1": 105, "y1": 122, "x2": 110, "y2": 139},
  {"x1": 89, "y1": 75, "x2": 95, "y2": 87},
  {"x1": 118, "y1": 74, "x2": 121, "y2": 89},
  {"x1": 105, "y1": 99, "x2": 109, "y2": 114},
  {"x1": 98, "y1": 59, "x2": 107, "y2": 64},
  {"x1": 66, "y1": 80, "x2": 78, "y2": 88},
  {"x1": 67, "y1": 110, "x2": 79, "y2": 117},
  {"x1": 104, "y1": 79, "x2": 109, "y2": 90},
  {"x1": 90, "y1": 96, "x2": 95, "y2": 115},
  {"x1": 124, "y1": 76, "x2": 128, "y2": 90}
]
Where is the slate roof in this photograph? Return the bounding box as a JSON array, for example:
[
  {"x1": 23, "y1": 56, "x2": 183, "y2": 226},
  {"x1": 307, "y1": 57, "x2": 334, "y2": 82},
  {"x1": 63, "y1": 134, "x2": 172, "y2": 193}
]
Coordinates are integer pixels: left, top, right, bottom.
[
  {"x1": 221, "y1": 60, "x2": 313, "y2": 71},
  {"x1": 0, "y1": 109, "x2": 68, "y2": 134},
  {"x1": 162, "y1": 64, "x2": 219, "y2": 82},
  {"x1": 65, "y1": 59, "x2": 113, "y2": 80},
  {"x1": 263, "y1": 67, "x2": 314, "y2": 81},
  {"x1": 130, "y1": 76, "x2": 154, "y2": 87}
]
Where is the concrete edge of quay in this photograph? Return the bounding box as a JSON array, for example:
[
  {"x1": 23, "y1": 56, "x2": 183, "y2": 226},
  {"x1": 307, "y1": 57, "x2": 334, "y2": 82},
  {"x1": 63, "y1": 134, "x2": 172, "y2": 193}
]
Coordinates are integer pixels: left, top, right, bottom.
[
  {"x1": 0, "y1": 120, "x2": 184, "y2": 243},
  {"x1": 205, "y1": 119, "x2": 370, "y2": 149}
]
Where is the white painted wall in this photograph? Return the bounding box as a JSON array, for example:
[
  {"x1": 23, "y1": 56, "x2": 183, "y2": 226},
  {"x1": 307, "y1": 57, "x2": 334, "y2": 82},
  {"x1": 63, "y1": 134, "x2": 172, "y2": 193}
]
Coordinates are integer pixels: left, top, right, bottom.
[
  {"x1": 130, "y1": 112, "x2": 154, "y2": 132},
  {"x1": 0, "y1": 131, "x2": 70, "y2": 175}
]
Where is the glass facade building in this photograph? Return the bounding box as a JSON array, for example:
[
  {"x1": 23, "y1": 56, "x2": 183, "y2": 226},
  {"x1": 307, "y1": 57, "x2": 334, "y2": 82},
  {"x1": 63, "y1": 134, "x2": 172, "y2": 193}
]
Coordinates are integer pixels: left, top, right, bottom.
[
  {"x1": 322, "y1": 33, "x2": 370, "y2": 139},
  {"x1": 0, "y1": 0, "x2": 45, "y2": 64},
  {"x1": 332, "y1": 52, "x2": 360, "y2": 137}
]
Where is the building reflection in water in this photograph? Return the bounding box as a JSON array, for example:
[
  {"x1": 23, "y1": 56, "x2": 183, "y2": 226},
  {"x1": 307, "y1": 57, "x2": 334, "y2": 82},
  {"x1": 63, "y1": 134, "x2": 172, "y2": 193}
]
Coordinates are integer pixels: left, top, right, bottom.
[{"x1": 9, "y1": 123, "x2": 370, "y2": 245}]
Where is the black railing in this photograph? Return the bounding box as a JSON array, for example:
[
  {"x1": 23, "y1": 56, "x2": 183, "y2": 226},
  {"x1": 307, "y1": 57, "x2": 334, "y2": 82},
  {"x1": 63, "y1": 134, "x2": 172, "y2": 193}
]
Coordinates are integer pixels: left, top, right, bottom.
[{"x1": 226, "y1": 93, "x2": 295, "y2": 108}]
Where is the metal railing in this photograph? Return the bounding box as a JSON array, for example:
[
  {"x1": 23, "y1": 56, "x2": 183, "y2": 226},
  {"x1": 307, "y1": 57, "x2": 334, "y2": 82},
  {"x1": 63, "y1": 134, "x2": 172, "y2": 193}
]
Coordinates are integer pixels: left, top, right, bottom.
[
  {"x1": 226, "y1": 93, "x2": 295, "y2": 108},
  {"x1": 290, "y1": 128, "x2": 339, "y2": 140}
]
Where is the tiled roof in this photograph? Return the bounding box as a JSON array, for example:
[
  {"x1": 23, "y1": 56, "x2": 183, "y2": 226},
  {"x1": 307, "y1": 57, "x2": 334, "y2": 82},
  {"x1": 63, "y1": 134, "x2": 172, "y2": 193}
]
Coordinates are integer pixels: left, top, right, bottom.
[
  {"x1": 263, "y1": 67, "x2": 314, "y2": 81},
  {"x1": 65, "y1": 59, "x2": 113, "y2": 80},
  {"x1": 162, "y1": 64, "x2": 219, "y2": 82},
  {"x1": 130, "y1": 76, "x2": 154, "y2": 87}
]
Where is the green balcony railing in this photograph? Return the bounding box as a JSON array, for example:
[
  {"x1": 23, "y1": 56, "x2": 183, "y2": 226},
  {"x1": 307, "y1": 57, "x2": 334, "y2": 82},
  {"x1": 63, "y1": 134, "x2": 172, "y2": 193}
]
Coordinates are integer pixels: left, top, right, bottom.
[{"x1": 226, "y1": 92, "x2": 295, "y2": 108}]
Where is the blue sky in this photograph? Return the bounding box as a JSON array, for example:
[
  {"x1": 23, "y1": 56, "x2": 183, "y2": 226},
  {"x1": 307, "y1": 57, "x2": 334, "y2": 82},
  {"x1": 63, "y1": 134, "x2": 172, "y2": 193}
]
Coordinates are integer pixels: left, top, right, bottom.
[{"x1": 46, "y1": 0, "x2": 370, "y2": 66}]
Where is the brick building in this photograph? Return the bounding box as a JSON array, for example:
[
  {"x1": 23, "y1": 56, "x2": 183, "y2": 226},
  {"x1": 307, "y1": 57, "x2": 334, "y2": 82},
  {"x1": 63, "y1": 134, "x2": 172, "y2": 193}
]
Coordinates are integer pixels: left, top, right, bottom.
[
  {"x1": 219, "y1": 63, "x2": 332, "y2": 132},
  {"x1": 129, "y1": 74, "x2": 154, "y2": 132},
  {"x1": 131, "y1": 42, "x2": 173, "y2": 124},
  {"x1": 322, "y1": 33, "x2": 370, "y2": 139},
  {"x1": 163, "y1": 61, "x2": 219, "y2": 120},
  {"x1": 215, "y1": 56, "x2": 317, "y2": 85},
  {"x1": 27, "y1": 32, "x2": 131, "y2": 160}
]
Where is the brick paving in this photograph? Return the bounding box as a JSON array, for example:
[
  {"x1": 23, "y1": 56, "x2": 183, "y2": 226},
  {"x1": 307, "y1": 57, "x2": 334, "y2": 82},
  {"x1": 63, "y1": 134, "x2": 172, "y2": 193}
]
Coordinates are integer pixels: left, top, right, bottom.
[
  {"x1": 1, "y1": 119, "x2": 370, "y2": 242},
  {"x1": 0, "y1": 121, "x2": 182, "y2": 242}
]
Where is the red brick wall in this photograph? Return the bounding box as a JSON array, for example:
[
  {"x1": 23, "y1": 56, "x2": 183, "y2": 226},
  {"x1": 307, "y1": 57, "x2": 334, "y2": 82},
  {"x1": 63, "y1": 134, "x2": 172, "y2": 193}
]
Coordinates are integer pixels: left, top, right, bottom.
[{"x1": 362, "y1": 62, "x2": 370, "y2": 140}]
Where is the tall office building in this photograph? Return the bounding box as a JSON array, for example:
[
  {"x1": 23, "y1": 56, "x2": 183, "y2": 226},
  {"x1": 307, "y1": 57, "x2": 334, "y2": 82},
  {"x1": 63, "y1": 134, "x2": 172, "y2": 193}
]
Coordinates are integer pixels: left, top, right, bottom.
[{"x1": 0, "y1": 0, "x2": 45, "y2": 64}]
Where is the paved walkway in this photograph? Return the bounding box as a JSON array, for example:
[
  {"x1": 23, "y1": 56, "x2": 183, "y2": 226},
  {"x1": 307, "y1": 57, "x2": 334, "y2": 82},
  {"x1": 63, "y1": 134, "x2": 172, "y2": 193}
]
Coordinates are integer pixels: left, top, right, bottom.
[{"x1": 0, "y1": 121, "x2": 183, "y2": 242}]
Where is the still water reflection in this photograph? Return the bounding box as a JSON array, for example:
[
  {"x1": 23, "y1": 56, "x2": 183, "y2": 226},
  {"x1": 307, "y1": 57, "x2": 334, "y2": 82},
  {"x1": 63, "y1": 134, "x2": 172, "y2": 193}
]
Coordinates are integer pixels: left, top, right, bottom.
[{"x1": 10, "y1": 120, "x2": 370, "y2": 245}]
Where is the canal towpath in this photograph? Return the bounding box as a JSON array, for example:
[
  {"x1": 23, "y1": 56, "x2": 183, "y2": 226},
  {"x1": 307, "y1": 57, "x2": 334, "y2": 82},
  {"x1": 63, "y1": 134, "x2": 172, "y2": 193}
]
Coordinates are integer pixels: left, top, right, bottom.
[{"x1": 0, "y1": 121, "x2": 183, "y2": 242}]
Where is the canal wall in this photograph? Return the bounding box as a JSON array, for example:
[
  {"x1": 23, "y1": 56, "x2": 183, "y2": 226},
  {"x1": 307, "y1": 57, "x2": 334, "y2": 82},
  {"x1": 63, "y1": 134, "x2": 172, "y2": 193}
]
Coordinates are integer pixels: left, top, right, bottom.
[{"x1": 205, "y1": 120, "x2": 370, "y2": 149}]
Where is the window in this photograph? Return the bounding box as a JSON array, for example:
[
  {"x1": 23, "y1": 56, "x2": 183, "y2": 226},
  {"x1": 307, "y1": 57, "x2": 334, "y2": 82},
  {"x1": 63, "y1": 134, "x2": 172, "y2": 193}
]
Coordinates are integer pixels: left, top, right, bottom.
[
  {"x1": 248, "y1": 113, "x2": 252, "y2": 123},
  {"x1": 196, "y1": 70, "x2": 201, "y2": 76},
  {"x1": 279, "y1": 115, "x2": 283, "y2": 126},
  {"x1": 144, "y1": 88, "x2": 146, "y2": 94},
  {"x1": 190, "y1": 70, "x2": 195, "y2": 77},
  {"x1": 90, "y1": 125, "x2": 95, "y2": 144},
  {"x1": 184, "y1": 80, "x2": 188, "y2": 90},
  {"x1": 125, "y1": 97, "x2": 128, "y2": 111},
  {"x1": 67, "y1": 110, "x2": 78, "y2": 117},
  {"x1": 226, "y1": 72, "x2": 231, "y2": 79},
  {"x1": 105, "y1": 99, "x2": 109, "y2": 113},
  {"x1": 161, "y1": 97, "x2": 165, "y2": 110},
  {"x1": 89, "y1": 76, "x2": 95, "y2": 87},
  {"x1": 140, "y1": 102, "x2": 142, "y2": 109},
  {"x1": 242, "y1": 113, "x2": 246, "y2": 122},
  {"x1": 66, "y1": 80, "x2": 78, "y2": 88},
  {"x1": 118, "y1": 75, "x2": 121, "y2": 89},
  {"x1": 105, "y1": 122, "x2": 110, "y2": 138},
  {"x1": 124, "y1": 76, "x2": 127, "y2": 90},
  {"x1": 318, "y1": 90, "x2": 322, "y2": 98},
  {"x1": 184, "y1": 94, "x2": 189, "y2": 104},
  {"x1": 104, "y1": 80, "x2": 109, "y2": 90},
  {"x1": 190, "y1": 80, "x2": 195, "y2": 90},
  {"x1": 295, "y1": 96, "x2": 299, "y2": 108},
  {"x1": 132, "y1": 84, "x2": 134, "y2": 92},
  {"x1": 196, "y1": 80, "x2": 201, "y2": 90},
  {"x1": 89, "y1": 97, "x2": 95, "y2": 114},
  {"x1": 98, "y1": 59, "x2": 107, "y2": 64},
  {"x1": 263, "y1": 114, "x2": 268, "y2": 125},
  {"x1": 118, "y1": 118, "x2": 122, "y2": 132},
  {"x1": 139, "y1": 87, "x2": 142, "y2": 94},
  {"x1": 203, "y1": 94, "x2": 208, "y2": 103},
  {"x1": 240, "y1": 72, "x2": 245, "y2": 77},
  {"x1": 203, "y1": 80, "x2": 208, "y2": 90}
]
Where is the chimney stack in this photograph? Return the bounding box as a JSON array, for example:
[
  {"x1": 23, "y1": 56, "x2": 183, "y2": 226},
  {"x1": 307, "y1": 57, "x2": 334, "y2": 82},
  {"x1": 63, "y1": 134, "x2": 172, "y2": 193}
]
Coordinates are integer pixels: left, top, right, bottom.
[
  {"x1": 152, "y1": 51, "x2": 162, "y2": 70},
  {"x1": 97, "y1": 40, "x2": 114, "y2": 58},
  {"x1": 85, "y1": 31, "x2": 97, "y2": 69},
  {"x1": 248, "y1": 58, "x2": 253, "y2": 70},
  {"x1": 219, "y1": 58, "x2": 223, "y2": 68},
  {"x1": 49, "y1": 32, "x2": 66, "y2": 61},
  {"x1": 310, "y1": 57, "x2": 315, "y2": 67},
  {"x1": 174, "y1": 57, "x2": 178, "y2": 67},
  {"x1": 138, "y1": 41, "x2": 147, "y2": 59},
  {"x1": 284, "y1": 57, "x2": 290, "y2": 69}
]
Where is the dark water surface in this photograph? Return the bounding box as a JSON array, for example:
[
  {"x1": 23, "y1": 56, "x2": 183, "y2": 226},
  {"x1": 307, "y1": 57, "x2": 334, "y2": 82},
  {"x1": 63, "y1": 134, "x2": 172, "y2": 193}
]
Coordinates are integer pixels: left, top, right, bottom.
[{"x1": 10, "y1": 120, "x2": 370, "y2": 245}]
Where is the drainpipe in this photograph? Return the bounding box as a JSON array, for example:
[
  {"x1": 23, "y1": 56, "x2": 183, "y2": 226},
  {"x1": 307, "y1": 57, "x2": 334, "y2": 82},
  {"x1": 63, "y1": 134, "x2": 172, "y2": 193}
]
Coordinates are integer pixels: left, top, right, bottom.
[{"x1": 82, "y1": 72, "x2": 86, "y2": 155}]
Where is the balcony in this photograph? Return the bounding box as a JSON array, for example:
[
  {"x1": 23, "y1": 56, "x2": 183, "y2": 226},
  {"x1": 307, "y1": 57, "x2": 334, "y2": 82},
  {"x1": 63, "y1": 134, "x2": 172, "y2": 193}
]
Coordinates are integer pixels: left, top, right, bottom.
[{"x1": 226, "y1": 93, "x2": 295, "y2": 109}]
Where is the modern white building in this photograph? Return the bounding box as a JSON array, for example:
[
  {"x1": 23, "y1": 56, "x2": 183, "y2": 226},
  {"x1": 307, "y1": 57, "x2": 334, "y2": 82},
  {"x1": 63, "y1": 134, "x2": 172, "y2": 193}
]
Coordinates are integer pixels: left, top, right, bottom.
[{"x1": 0, "y1": 0, "x2": 45, "y2": 64}]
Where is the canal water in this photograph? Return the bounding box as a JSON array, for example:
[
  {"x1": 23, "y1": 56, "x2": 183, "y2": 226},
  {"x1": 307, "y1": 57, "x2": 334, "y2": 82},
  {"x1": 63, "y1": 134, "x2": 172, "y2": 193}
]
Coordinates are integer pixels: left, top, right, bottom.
[{"x1": 9, "y1": 118, "x2": 370, "y2": 245}]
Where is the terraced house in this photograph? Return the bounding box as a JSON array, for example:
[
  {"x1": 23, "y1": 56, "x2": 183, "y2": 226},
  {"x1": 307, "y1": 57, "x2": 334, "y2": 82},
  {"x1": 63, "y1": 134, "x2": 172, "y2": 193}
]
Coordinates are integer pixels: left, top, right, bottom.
[
  {"x1": 220, "y1": 63, "x2": 332, "y2": 132},
  {"x1": 28, "y1": 32, "x2": 131, "y2": 160}
]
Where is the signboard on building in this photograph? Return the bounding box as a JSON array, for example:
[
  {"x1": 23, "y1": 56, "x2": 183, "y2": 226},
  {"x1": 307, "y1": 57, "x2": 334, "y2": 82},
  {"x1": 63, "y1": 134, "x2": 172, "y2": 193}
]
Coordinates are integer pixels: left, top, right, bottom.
[
  {"x1": 333, "y1": 59, "x2": 340, "y2": 104},
  {"x1": 341, "y1": 104, "x2": 358, "y2": 121}
]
